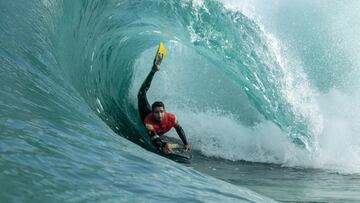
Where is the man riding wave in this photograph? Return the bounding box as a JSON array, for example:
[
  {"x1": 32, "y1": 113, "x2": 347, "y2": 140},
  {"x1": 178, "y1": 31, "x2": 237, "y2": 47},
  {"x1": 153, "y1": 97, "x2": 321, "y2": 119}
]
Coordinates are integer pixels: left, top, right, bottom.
[{"x1": 137, "y1": 49, "x2": 191, "y2": 154}]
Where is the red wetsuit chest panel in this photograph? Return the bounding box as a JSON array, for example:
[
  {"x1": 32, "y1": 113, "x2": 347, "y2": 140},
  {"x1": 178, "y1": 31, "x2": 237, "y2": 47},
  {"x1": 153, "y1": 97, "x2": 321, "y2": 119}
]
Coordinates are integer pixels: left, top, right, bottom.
[{"x1": 144, "y1": 112, "x2": 178, "y2": 135}]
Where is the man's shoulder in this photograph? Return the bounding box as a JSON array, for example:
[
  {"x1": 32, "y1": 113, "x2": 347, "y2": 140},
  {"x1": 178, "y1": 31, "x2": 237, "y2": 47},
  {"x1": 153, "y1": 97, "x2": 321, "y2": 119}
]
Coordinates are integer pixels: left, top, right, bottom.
[
  {"x1": 165, "y1": 112, "x2": 178, "y2": 125},
  {"x1": 165, "y1": 112, "x2": 176, "y2": 119}
]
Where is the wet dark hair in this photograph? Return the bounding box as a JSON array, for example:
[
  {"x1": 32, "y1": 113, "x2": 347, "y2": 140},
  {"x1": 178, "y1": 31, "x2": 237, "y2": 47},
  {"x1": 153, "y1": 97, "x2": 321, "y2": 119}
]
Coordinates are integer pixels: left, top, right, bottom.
[{"x1": 152, "y1": 101, "x2": 165, "y2": 111}]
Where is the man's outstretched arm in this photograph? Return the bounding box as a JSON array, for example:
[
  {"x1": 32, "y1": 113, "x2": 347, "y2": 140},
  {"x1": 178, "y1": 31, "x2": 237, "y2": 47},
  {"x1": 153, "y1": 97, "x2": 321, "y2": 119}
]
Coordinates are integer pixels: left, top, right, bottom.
[
  {"x1": 174, "y1": 125, "x2": 191, "y2": 151},
  {"x1": 138, "y1": 64, "x2": 159, "y2": 96}
]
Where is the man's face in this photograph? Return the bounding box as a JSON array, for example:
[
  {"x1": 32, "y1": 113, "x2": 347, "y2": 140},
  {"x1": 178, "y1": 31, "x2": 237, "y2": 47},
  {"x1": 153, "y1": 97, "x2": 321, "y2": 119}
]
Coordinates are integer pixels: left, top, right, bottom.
[{"x1": 153, "y1": 106, "x2": 165, "y2": 122}]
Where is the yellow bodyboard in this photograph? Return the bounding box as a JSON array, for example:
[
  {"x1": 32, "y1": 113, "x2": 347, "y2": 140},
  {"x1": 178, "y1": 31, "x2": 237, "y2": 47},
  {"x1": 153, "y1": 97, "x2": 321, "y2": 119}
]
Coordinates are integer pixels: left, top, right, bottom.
[
  {"x1": 157, "y1": 42, "x2": 168, "y2": 57},
  {"x1": 155, "y1": 42, "x2": 168, "y2": 61}
]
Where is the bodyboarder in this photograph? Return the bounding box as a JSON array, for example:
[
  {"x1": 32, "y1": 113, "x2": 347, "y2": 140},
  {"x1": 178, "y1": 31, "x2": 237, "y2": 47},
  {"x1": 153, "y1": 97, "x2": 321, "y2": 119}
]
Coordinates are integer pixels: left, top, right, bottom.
[{"x1": 137, "y1": 43, "x2": 191, "y2": 154}]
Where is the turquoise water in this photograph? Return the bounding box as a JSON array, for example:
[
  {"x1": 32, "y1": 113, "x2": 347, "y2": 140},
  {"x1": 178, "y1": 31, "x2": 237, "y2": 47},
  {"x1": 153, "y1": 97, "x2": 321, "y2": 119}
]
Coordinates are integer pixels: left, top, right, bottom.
[{"x1": 1, "y1": 0, "x2": 360, "y2": 202}]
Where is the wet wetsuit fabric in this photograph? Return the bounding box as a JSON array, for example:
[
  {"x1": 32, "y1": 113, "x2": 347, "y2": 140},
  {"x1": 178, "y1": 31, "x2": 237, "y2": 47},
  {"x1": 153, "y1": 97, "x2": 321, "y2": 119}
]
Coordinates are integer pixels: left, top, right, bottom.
[
  {"x1": 137, "y1": 67, "x2": 188, "y2": 150},
  {"x1": 137, "y1": 68, "x2": 156, "y2": 122}
]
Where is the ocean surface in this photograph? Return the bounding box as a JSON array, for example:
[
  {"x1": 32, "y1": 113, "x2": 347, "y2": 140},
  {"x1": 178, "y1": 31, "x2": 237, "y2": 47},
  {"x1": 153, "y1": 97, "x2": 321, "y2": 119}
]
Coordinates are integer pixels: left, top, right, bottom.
[{"x1": 1, "y1": 0, "x2": 360, "y2": 202}]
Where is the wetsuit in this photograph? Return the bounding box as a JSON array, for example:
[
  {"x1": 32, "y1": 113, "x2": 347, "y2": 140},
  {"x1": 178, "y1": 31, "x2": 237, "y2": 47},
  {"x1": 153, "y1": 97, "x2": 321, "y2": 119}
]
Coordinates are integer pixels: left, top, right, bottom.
[{"x1": 137, "y1": 66, "x2": 188, "y2": 151}]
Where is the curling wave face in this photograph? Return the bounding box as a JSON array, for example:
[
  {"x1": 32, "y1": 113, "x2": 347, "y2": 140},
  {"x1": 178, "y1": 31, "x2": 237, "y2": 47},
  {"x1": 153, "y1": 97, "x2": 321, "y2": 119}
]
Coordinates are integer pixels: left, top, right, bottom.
[
  {"x1": 0, "y1": 0, "x2": 278, "y2": 202},
  {"x1": 2, "y1": 0, "x2": 360, "y2": 202},
  {"x1": 55, "y1": 0, "x2": 360, "y2": 172},
  {"x1": 57, "y1": 0, "x2": 318, "y2": 156}
]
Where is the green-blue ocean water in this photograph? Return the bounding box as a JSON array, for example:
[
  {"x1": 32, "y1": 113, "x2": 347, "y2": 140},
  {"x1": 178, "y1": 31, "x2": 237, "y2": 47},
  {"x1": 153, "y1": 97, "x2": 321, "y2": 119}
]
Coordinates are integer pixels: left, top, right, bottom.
[{"x1": 1, "y1": 0, "x2": 360, "y2": 202}]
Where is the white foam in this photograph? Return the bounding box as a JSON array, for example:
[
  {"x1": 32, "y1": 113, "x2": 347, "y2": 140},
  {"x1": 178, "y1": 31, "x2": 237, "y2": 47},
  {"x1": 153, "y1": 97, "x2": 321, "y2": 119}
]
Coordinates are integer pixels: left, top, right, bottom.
[
  {"x1": 219, "y1": 0, "x2": 360, "y2": 173},
  {"x1": 313, "y1": 90, "x2": 360, "y2": 173}
]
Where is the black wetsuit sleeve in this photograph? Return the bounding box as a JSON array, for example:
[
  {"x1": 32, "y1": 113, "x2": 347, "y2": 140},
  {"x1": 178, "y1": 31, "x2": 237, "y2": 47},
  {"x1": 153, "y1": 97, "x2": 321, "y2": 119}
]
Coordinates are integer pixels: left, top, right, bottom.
[
  {"x1": 139, "y1": 66, "x2": 157, "y2": 94},
  {"x1": 138, "y1": 66, "x2": 157, "y2": 121},
  {"x1": 175, "y1": 125, "x2": 188, "y2": 146}
]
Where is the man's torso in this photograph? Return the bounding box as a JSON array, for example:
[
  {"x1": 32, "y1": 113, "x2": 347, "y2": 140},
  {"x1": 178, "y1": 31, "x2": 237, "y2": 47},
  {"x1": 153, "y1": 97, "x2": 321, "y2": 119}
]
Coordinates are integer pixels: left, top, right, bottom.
[{"x1": 144, "y1": 112, "x2": 178, "y2": 135}]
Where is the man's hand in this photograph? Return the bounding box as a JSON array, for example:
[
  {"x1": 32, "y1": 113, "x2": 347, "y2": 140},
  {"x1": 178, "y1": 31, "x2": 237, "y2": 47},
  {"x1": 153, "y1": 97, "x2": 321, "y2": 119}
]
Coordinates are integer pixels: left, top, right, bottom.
[
  {"x1": 153, "y1": 53, "x2": 163, "y2": 71},
  {"x1": 152, "y1": 64, "x2": 160, "y2": 72},
  {"x1": 184, "y1": 144, "x2": 191, "y2": 152},
  {"x1": 163, "y1": 143, "x2": 173, "y2": 154}
]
